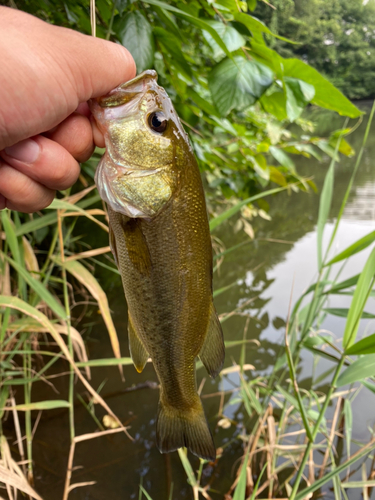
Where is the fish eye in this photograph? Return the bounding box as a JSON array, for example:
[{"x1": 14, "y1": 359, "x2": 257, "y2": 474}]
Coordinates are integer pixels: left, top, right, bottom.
[{"x1": 148, "y1": 111, "x2": 168, "y2": 133}]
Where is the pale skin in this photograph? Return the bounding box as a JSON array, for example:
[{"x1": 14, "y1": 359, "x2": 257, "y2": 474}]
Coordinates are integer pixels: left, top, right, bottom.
[{"x1": 0, "y1": 7, "x2": 136, "y2": 213}]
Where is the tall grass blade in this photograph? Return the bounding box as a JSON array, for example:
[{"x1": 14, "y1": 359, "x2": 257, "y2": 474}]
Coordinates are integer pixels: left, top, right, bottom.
[
  {"x1": 57, "y1": 259, "x2": 122, "y2": 363},
  {"x1": 139, "y1": 486, "x2": 153, "y2": 500},
  {"x1": 76, "y1": 357, "x2": 133, "y2": 367},
  {"x1": 345, "y1": 333, "x2": 375, "y2": 355},
  {"x1": 337, "y1": 354, "x2": 375, "y2": 386},
  {"x1": 342, "y1": 247, "x2": 375, "y2": 349},
  {"x1": 209, "y1": 184, "x2": 293, "y2": 231},
  {"x1": 14, "y1": 194, "x2": 102, "y2": 237},
  {"x1": 6, "y1": 400, "x2": 71, "y2": 411},
  {"x1": 177, "y1": 448, "x2": 198, "y2": 487},
  {"x1": 248, "y1": 463, "x2": 267, "y2": 500},
  {"x1": 325, "y1": 230, "x2": 375, "y2": 266},
  {"x1": 233, "y1": 445, "x2": 250, "y2": 500},
  {"x1": 316, "y1": 155, "x2": 335, "y2": 269},
  {"x1": 2, "y1": 253, "x2": 67, "y2": 320}
]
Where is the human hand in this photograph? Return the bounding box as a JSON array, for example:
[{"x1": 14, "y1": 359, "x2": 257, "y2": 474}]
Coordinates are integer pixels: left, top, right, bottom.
[{"x1": 0, "y1": 7, "x2": 135, "y2": 213}]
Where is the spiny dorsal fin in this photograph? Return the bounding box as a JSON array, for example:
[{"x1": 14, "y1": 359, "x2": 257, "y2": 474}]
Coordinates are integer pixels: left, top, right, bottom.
[
  {"x1": 199, "y1": 303, "x2": 225, "y2": 378},
  {"x1": 128, "y1": 313, "x2": 149, "y2": 373}
]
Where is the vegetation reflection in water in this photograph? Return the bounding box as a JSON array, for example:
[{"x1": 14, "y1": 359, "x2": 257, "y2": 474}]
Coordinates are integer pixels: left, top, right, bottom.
[{"x1": 0, "y1": 104, "x2": 372, "y2": 499}]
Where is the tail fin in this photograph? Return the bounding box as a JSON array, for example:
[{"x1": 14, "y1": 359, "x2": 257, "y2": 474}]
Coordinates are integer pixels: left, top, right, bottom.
[{"x1": 156, "y1": 399, "x2": 216, "y2": 461}]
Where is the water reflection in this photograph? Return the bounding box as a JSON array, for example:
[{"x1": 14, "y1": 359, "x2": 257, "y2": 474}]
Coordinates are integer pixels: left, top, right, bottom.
[{"x1": 27, "y1": 103, "x2": 375, "y2": 499}]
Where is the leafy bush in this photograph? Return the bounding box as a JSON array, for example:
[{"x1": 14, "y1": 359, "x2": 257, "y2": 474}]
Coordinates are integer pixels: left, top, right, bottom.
[{"x1": 16, "y1": 0, "x2": 361, "y2": 202}]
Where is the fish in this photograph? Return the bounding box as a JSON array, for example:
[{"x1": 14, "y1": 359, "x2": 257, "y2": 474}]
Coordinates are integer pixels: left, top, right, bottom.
[{"x1": 89, "y1": 70, "x2": 225, "y2": 461}]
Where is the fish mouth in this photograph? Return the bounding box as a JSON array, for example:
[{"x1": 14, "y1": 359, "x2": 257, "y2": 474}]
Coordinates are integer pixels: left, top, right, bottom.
[{"x1": 94, "y1": 70, "x2": 159, "y2": 108}]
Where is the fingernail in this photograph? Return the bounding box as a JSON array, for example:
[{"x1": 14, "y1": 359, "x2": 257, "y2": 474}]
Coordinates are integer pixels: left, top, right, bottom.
[{"x1": 4, "y1": 139, "x2": 40, "y2": 164}]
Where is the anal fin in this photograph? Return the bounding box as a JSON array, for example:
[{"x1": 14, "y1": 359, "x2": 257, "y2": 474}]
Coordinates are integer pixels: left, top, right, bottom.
[
  {"x1": 199, "y1": 304, "x2": 225, "y2": 378},
  {"x1": 128, "y1": 314, "x2": 149, "y2": 373}
]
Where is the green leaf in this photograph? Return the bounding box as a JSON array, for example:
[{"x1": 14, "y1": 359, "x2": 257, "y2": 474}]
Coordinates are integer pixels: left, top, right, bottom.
[
  {"x1": 7, "y1": 400, "x2": 70, "y2": 411},
  {"x1": 326, "y1": 231, "x2": 375, "y2": 266},
  {"x1": 317, "y1": 158, "x2": 335, "y2": 269},
  {"x1": 316, "y1": 140, "x2": 339, "y2": 161},
  {"x1": 145, "y1": 0, "x2": 230, "y2": 56},
  {"x1": 203, "y1": 21, "x2": 245, "y2": 58},
  {"x1": 247, "y1": 0, "x2": 257, "y2": 10},
  {"x1": 234, "y1": 13, "x2": 297, "y2": 44},
  {"x1": 208, "y1": 56, "x2": 274, "y2": 116},
  {"x1": 260, "y1": 88, "x2": 287, "y2": 121},
  {"x1": 269, "y1": 146, "x2": 295, "y2": 171},
  {"x1": 233, "y1": 446, "x2": 250, "y2": 500},
  {"x1": 343, "y1": 247, "x2": 375, "y2": 349},
  {"x1": 337, "y1": 354, "x2": 375, "y2": 386},
  {"x1": 117, "y1": 11, "x2": 155, "y2": 73},
  {"x1": 139, "y1": 486, "x2": 153, "y2": 500},
  {"x1": 153, "y1": 5, "x2": 182, "y2": 41},
  {"x1": 284, "y1": 77, "x2": 315, "y2": 122},
  {"x1": 1, "y1": 211, "x2": 20, "y2": 265},
  {"x1": 323, "y1": 274, "x2": 360, "y2": 295},
  {"x1": 324, "y1": 308, "x2": 375, "y2": 319},
  {"x1": 76, "y1": 357, "x2": 133, "y2": 367},
  {"x1": 154, "y1": 27, "x2": 192, "y2": 78},
  {"x1": 282, "y1": 59, "x2": 362, "y2": 118},
  {"x1": 187, "y1": 87, "x2": 219, "y2": 117},
  {"x1": 345, "y1": 333, "x2": 375, "y2": 355},
  {"x1": 177, "y1": 448, "x2": 198, "y2": 485}
]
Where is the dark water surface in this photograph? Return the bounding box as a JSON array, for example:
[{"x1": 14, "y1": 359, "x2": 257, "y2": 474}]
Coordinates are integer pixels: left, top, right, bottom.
[{"x1": 27, "y1": 103, "x2": 375, "y2": 499}]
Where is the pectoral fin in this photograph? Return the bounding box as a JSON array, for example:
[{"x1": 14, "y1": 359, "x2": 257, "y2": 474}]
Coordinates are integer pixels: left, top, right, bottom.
[
  {"x1": 128, "y1": 314, "x2": 149, "y2": 373},
  {"x1": 199, "y1": 304, "x2": 225, "y2": 378},
  {"x1": 120, "y1": 217, "x2": 152, "y2": 276},
  {"x1": 109, "y1": 224, "x2": 119, "y2": 267}
]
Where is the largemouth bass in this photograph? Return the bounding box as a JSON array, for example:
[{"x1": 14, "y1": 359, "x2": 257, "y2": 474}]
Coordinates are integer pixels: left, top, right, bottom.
[{"x1": 90, "y1": 70, "x2": 225, "y2": 461}]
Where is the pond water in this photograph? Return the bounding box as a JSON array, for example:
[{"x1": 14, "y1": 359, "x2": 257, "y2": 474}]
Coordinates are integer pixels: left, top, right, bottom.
[{"x1": 23, "y1": 102, "x2": 375, "y2": 499}]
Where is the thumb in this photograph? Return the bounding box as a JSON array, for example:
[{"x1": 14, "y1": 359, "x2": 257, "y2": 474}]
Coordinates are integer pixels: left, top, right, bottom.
[{"x1": 0, "y1": 7, "x2": 136, "y2": 149}]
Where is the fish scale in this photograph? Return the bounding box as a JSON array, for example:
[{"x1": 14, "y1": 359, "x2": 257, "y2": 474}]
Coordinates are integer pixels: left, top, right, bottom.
[{"x1": 90, "y1": 70, "x2": 225, "y2": 461}]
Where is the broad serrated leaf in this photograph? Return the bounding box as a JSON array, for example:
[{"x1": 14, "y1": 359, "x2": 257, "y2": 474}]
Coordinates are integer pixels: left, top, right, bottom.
[
  {"x1": 117, "y1": 11, "x2": 155, "y2": 73},
  {"x1": 260, "y1": 87, "x2": 287, "y2": 121},
  {"x1": 145, "y1": 0, "x2": 230, "y2": 56},
  {"x1": 208, "y1": 56, "x2": 274, "y2": 116},
  {"x1": 283, "y1": 58, "x2": 362, "y2": 118},
  {"x1": 285, "y1": 77, "x2": 315, "y2": 122},
  {"x1": 234, "y1": 12, "x2": 296, "y2": 43},
  {"x1": 203, "y1": 20, "x2": 245, "y2": 58}
]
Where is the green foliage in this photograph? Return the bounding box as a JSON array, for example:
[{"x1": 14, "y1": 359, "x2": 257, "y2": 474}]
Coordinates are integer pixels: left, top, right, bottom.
[
  {"x1": 254, "y1": 0, "x2": 375, "y2": 100},
  {"x1": 14, "y1": 0, "x2": 360, "y2": 204}
]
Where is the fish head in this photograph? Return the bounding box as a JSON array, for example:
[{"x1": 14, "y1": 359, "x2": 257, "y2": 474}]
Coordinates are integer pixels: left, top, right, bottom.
[{"x1": 89, "y1": 70, "x2": 190, "y2": 218}]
